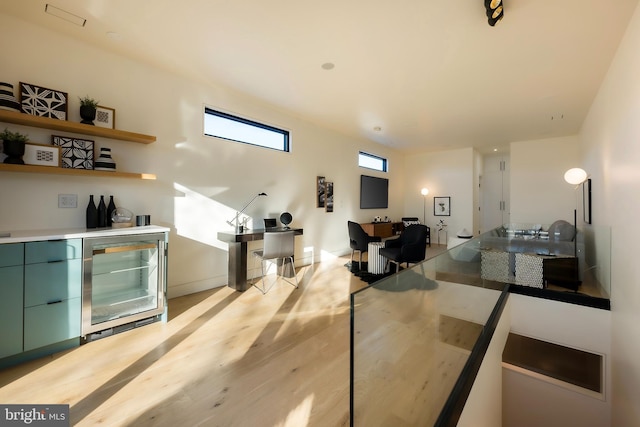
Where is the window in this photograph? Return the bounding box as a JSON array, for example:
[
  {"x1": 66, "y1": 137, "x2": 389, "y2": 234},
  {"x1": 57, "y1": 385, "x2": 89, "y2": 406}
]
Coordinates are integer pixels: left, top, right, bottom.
[
  {"x1": 204, "y1": 107, "x2": 290, "y2": 152},
  {"x1": 359, "y1": 151, "x2": 387, "y2": 172}
]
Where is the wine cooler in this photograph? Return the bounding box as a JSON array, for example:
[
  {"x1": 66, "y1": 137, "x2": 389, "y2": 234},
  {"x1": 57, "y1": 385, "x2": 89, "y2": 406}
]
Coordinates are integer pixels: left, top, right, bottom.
[{"x1": 82, "y1": 232, "x2": 167, "y2": 341}]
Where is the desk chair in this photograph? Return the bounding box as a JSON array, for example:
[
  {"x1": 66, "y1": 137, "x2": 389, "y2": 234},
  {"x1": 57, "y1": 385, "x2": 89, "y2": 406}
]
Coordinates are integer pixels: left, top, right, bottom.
[
  {"x1": 253, "y1": 231, "x2": 298, "y2": 294},
  {"x1": 264, "y1": 218, "x2": 278, "y2": 229}
]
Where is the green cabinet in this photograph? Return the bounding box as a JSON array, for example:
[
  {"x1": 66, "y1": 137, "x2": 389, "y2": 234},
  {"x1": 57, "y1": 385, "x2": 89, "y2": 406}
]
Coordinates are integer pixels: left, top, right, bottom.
[
  {"x1": 23, "y1": 239, "x2": 82, "y2": 351},
  {"x1": 0, "y1": 238, "x2": 83, "y2": 361},
  {"x1": 0, "y1": 243, "x2": 24, "y2": 359}
]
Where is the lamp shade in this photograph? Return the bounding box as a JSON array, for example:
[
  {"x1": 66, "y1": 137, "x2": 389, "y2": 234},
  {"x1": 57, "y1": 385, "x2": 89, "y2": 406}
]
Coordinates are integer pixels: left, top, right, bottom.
[
  {"x1": 421, "y1": 188, "x2": 429, "y2": 196},
  {"x1": 564, "y1": 168, "x2": 588, "y2": 185}
]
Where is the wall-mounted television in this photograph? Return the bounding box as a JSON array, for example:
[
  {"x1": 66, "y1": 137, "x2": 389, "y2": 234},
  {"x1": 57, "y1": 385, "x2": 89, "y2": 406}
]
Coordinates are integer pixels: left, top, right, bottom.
[{"x1": 360, "y1": 175, "x2": 389, "y2": 209}]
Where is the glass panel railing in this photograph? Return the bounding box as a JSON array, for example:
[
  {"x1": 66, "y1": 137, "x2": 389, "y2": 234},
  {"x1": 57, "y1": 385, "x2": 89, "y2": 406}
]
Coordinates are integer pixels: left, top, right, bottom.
[
  {"x1": 479, "y1": 223, "x2": 611, "y2": 300},
  {"x1": 350, "y1": 236, "x2": 504, "y2": 426},
  {"x1": 350, "y1": 223, "x2": 611, "y2": 425}
]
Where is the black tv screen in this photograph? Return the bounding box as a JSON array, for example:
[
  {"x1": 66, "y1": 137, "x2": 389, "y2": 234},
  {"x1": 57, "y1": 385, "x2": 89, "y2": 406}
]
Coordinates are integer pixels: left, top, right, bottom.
[{"x1": 360, "y1": 175, "x2": 389, "y2": 209}]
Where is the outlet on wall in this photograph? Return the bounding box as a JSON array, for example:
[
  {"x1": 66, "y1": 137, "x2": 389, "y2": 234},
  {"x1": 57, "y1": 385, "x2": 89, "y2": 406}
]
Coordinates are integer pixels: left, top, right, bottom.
[{"x1": 58, "y1": 194, "x2": 78, "y2": 208}]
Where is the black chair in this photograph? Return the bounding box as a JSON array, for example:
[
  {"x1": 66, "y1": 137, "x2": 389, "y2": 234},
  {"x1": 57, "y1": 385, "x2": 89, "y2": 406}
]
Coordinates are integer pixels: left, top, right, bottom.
[
  {"x1": 263, "y1": 218, "x2": 278, "y2": 229},
  {"x1": 348, "y1": 221, "x2": 382, "y2": 270},
  {"x1": 401, "y1": 217, "x2": 430, "y2": 247},
  {"x1": 379, "y1": 224, "x2": 429, "y2": 272}
]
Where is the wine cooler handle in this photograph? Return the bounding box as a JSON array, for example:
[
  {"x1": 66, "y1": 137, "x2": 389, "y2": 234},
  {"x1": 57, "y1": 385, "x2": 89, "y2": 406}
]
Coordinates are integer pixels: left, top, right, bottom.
[{"x1": 93, "y1": 243, "x2": 157, "y2": 255}]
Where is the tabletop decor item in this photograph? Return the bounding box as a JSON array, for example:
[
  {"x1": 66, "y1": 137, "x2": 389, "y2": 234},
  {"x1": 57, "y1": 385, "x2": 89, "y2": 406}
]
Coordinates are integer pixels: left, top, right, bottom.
[
  {"x1": 23, "y1": 142, "x2": 60, "y2": 167},
  {"x1": 0, "y1": 82, "x2": 20, "y2": 112},
  {"x1": 1, "y1": 128, "x2": 28, "y2": 164},
  {"x1": 19, "y1": 82, "x2": 68, "y2": 120},
  {"x1": 94, "y1": 105, "x2": 115, "y2": 129},
  {"x1": 52, "y1": 135, "x2": 94, "y2": 169},
  {"x1": 79, "y1": 96, "x2": 99, "y2": 125},
  {"x1": 95, "y1": 147, "x2": 116, "y2": 171}
]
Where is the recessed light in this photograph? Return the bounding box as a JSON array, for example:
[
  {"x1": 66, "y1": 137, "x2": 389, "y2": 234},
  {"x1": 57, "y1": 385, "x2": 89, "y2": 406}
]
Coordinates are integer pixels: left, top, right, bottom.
[
  {"x1": 493, "y1": 148, "x2": 498, "y2": 152},
  {"x1": 321, "y1": 62, "x2": 335, "y2": 70},
  {"x1": 44, "y1": 4, "x2": 86, "y2": 27}
]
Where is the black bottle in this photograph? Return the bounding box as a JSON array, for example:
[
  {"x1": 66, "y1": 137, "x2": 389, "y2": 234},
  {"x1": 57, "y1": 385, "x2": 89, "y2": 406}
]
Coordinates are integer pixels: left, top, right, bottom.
[
  {"x1": 86, "y1": 195, "x2": 98, "y2": 229},
  {"x1": 98, "y1": 195, "x2": 107, "y2": 227},
  {"x1": 107, "y1": 195, "x2": 116, "y2": 226}
]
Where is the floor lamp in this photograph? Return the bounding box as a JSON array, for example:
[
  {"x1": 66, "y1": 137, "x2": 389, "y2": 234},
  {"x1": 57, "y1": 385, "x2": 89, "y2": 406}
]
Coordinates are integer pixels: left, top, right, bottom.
[
  {"x1": 564, "y1": 168, "x2": 588, "y2": 286},
  {"x1": 421, "y1": 188, "x2": 429, "y2": 224}
]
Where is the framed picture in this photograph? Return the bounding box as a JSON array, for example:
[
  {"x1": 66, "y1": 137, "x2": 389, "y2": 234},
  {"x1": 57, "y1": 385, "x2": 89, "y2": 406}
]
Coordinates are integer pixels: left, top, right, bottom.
[
  {"x1": 52, "y1": 135, "x2": 94, "y2": 169},
  {"x1": 317, "y1": 176, "x2": 326, "y2": 208},
  {"x1": 434, "y1": 196, "x2": 451, "y2": 216},
  {"x1": 583, "y1": 178, "x2": 592, "y2": 224},
  {"x1": 325, "y1": 181, "x2": 334, "y2": 213},
  {"x1": 95, "y1": 105, "x2": 115, "y2": 129},
  {"x1": 23, "y1": 143, "x2": 60, "y2": 167},
  {"x1": 19, "y1": 82, "x2": 68, "y2": 120}
]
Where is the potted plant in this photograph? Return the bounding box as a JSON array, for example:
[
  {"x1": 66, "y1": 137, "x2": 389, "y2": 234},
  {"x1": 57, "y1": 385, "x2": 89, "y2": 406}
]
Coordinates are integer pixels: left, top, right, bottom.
[
  {"x1": 1, "y1": 128, "x2": 29, "y2": 164},
  {"x1": 79, "y1": 96, "x2": 99, "y2": 125}
]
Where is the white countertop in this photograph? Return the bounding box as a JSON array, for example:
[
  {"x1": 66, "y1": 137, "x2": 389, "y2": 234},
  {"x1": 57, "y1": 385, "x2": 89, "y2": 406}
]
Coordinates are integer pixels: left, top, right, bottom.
[{"x1": 0, "y1": 225, "x2": 170, "y2": 244}]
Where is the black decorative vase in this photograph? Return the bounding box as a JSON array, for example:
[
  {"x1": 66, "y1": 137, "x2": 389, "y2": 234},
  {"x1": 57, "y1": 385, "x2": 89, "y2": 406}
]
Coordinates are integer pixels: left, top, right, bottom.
[
  {"x1": 2, "y1": 140, "x2": 25, "y2": 164},
  {"x1": 80, "y1": 105, "x2": 96, "y2": 125},
  {"x1": 86, "y1": 195, "x2": 98, "y2": 229},
  {"x1": 98, "y1": 195, "x2": 107, "y2": 227},
  {"x1": 107, "y1": 195, "x2": 116, "y2": 226}
]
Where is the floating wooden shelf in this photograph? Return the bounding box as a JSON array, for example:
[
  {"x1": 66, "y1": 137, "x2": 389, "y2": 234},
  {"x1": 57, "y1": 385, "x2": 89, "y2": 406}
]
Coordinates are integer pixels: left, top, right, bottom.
[
  {"x1": 0, "y1": 163, "x2": 156, "y2": 180},
  {"x1": 0, "y1": 110, "x2": 156, "y2": 144}
]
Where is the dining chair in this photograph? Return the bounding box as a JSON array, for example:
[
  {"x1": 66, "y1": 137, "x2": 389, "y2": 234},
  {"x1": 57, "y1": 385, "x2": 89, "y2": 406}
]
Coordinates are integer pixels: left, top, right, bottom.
[{"x1": 253, "y1": 231, "x2": 298, "y2": 294}]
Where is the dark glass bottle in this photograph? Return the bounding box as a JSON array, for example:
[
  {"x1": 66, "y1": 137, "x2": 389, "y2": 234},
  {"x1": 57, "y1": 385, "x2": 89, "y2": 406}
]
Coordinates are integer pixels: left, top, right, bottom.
[
  {"x1": 86, "y1": 195, "x2": 98, "y2": 229},
  {"x1": 107, "y1": 195, "x2": 116, "y2": 226},
  {"x1": 98, "y1": 195, "x2": 107, "y2": 227}
]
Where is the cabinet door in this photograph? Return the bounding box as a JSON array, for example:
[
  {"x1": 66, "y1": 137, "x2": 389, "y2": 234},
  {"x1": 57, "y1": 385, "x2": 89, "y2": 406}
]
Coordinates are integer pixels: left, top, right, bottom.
[
  {"x1": 24, "y1": 259, "x2": 82, "y2": 307},
  {"x1": 0, "y1": 243, "x2": 24, "y2": 267},
  {"x1": 25, "y1": 239, "x2": 82, "y2": 264},
  {"x1": 24, "y1": 298, "x2": 81, "y2": 351},
  {"x1": 0, "y1": 265, "x2": 24, "y2": 358}
]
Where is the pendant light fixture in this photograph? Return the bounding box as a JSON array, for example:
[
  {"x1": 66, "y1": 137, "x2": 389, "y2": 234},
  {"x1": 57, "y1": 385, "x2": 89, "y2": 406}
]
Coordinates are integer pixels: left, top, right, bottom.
[{"x1": 485, "y1": 0, "x2": 504, "y2": 26}]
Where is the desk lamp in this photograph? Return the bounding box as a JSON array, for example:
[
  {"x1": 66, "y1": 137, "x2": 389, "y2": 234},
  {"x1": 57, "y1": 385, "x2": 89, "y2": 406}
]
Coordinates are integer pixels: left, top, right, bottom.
[{"x1": 227, "y1": 192, "x2": 267, "y2": 233}]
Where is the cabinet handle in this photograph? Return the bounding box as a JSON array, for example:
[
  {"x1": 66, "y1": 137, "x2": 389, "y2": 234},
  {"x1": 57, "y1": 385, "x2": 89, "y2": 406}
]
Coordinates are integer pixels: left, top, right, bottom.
[
  {"x1": 48, "y1": 259, "x2": 65, "y2": 263},
  {"x1": 93, "y1": 243, "x2": 157, "y2": 255},
  {"x1": 47, "y1": 300, "x2": 63, "y2": 305}
]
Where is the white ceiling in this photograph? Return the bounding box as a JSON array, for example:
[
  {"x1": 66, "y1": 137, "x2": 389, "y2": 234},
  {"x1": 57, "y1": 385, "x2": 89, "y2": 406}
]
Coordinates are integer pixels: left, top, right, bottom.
[{"x1": 2, "y1": 0, "x2": 638, "y2": 154}]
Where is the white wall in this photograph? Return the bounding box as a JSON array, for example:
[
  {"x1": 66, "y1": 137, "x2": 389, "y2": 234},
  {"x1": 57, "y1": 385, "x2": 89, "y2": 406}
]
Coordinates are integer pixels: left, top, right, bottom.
[
  {"x1": 579, "y1": 1, "x2": 640, "y2": 423},
  {"x1": 403, "y1": 147, "x2": 476, "y2": 242},
  {"x1": 509, "y1": 136, "x2": 580, "y2": 226},
  {"x1": 0, "y1": 13, "x2": 405, "y2": 297},
  {"x1": 504, "y1": 294, "x2": 612, "y2": 426}
]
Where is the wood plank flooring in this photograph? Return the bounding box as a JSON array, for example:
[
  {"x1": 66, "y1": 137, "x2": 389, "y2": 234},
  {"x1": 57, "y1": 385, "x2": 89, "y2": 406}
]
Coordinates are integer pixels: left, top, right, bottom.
[{"x1": 0, "y1": 256, "x2": 369, "y2": 427}]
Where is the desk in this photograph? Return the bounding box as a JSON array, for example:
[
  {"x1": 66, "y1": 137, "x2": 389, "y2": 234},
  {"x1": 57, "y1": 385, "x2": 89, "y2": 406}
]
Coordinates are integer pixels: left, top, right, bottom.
[{"x1": 217, "y1": 227, "x2": 303, "y2": 291}]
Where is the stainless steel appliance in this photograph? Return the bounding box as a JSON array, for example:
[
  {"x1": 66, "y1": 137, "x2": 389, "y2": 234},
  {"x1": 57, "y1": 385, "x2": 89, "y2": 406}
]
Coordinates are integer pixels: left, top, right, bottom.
[{"x1": 82, "y1": 232, "x2": 167, "y2": 341}]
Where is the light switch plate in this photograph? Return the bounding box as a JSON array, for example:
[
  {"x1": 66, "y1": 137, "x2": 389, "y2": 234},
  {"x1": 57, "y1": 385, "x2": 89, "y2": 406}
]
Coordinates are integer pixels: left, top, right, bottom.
[{"x1": 58, "y1": 194, "x2": 78, "y2": 208}]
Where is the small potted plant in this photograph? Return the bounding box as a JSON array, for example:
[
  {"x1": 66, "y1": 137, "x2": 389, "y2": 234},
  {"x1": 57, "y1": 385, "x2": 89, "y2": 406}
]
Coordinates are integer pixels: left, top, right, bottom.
[
  {"x1": 79, "y1": 96, "x2": 99, "y2": 125},
  {"x1": 1, "y1": 128, "x2": 29, "y2": 164}
]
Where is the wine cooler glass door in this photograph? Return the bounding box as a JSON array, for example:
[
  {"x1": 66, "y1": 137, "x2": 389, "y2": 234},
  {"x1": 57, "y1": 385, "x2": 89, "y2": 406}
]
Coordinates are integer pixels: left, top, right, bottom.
[{"x1": 82, "y1": 233, "x2": 166, "y2": 336}]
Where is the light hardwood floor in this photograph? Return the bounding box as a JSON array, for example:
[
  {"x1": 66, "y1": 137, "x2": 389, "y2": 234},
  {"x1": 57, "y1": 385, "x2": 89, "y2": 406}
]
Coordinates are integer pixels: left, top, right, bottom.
[{"x1": 0, "y1": 255, "x2": 371, "y2": 426}]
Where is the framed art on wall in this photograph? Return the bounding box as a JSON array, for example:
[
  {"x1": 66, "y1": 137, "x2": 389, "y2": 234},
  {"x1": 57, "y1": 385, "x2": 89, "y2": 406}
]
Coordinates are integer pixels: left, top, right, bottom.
[
  {"x1": 52, "y1": 135, "x2": 94, "y2": 169},
  {"x1": 325, "y1": 181, "x2": 334, "y2": 213},
  {"x1": 434, "y1": 196, "x2": 451, "y2": 216},
  {"x1": 23, "y1": 143, "x2": 60, "y2": 167},
  {"x1": 317, "y1": 176, "x2": 326, "y2": 208},
  {"x1": 95, "y1": 105, "x2": 115, "y2": 129},
  {"x1": 19, "y1": 82, "x2": 68, "y2": 120},
  {"x1": 583, "y1": 178, "x2": 592, "y2": 224}
]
